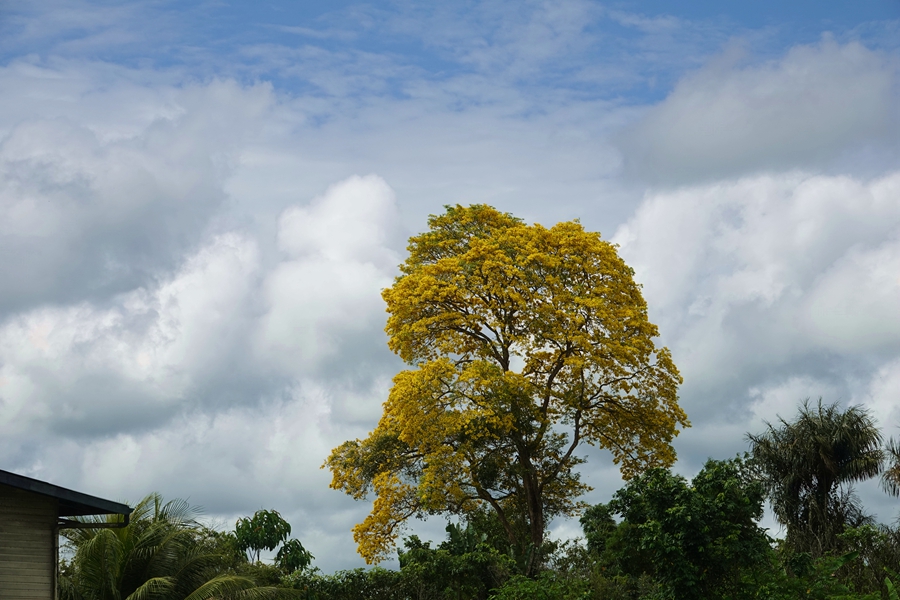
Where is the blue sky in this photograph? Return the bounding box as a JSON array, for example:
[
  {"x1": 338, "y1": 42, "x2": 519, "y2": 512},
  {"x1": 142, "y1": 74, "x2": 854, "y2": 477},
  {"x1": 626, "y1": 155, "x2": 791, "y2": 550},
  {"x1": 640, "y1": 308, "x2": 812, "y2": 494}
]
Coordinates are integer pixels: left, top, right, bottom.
[
  {"x1": 7, "y1": 1, "x2": 897, "y2": 104},
  {"x1": 1, "y1": 0, "x2": 899, "y2": 572}
]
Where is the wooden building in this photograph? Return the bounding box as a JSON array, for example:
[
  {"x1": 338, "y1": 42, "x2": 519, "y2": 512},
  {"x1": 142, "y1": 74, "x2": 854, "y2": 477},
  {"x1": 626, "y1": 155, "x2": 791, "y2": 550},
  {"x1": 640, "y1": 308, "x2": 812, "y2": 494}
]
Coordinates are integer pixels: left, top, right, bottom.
[{"x1": 0, "y1": 469, "x2": 132, "y2": 599}]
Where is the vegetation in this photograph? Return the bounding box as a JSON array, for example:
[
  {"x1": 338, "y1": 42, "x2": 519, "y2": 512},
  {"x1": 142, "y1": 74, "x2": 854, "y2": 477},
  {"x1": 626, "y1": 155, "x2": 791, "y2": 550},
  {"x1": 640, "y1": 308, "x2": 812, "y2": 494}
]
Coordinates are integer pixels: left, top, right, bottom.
[
  {"x1": 289, "y1": 436, "x2": 899, "y2": 600},
  {"x1": 235, "y1": 509, "x2": 312, "y2": 572},
  {"x1": 596, "y1": 457, "x2": 772, "y2": 599},
  {"x1": 58, "y1": 411, "x2": 900, "y2": 600},
  {"x1": 56, "y1": 206, "x2": 900, "y2": 598},
  {"x1": 58, "y1": 494, "x2": 299, "y2": 600},
  {"x1": 748, "y1": 399, "x2": 884, "y2": 557},
  {"x1": 325, "y1": 205, "x2": 688, "y2": 572}
]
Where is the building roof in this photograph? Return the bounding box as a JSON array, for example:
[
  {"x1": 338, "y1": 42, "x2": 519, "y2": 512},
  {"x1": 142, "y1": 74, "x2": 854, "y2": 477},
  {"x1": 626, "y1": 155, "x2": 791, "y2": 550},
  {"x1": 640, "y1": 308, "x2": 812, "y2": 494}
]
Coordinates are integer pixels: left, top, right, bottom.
[{"x1": 0, "y1": 469, "x2": 132, "y2": 517}]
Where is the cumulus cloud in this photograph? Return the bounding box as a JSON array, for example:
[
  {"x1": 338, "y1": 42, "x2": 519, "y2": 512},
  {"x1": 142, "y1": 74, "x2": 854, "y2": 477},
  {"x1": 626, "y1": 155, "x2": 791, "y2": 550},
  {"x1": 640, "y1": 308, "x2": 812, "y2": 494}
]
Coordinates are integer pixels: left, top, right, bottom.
[
  {"x1": 804, "y1": 236, "x2": 900, "y2": 353},
  {"x1": 0, "y1": 233, "x2": 259, "y2": 439},
  {"x1": 865, "y1": 359, "x2": 900, "y2": 433},
  {"x1": 16, "y1": 377, "x2": 384, "y2": 571},
  {"x1": 0, "y1": 169, "x2": 403, "y2": 570},
  {"x1": 618, "y1": 38, "x2": 900, "y2": 183},
  {"x1": 612, "y1": 170, "x2": 900, "y2": 470},
  {"x1": 0, "y1": 172, "x2": 404, "y2": 437},
  {"x1": 0, "y1": 70, "x2": 273, "y2": 312},
  {"x1": 256, "y1": 174, "x2": 400, "y2": 376}
]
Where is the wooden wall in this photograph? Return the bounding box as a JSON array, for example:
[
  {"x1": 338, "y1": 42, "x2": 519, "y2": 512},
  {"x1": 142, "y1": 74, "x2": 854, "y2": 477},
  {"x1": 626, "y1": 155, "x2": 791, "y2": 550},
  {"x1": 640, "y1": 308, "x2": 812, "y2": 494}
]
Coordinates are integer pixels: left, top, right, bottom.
[{"x1": 0, "y1": 485, "x2": 57, "y2": 599}]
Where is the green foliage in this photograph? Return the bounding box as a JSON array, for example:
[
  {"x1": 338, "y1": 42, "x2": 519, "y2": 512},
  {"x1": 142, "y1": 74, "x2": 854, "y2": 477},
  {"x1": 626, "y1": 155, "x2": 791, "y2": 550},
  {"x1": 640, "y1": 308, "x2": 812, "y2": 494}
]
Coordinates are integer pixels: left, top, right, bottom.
[
  {"x1": 597, "y1": 457, "x2": 771, "y2": 600},
  {"x1": 58, "y1": 493, "x2": 296, "y2": 600},
  {"x1": 755, "y1": 550, "x2": 880, "y2": 600},
  {"x1": 828, "y1": 525, "x2": 900, "y2": 597},
  {"x1": 579, "y1": 503, "x2": 616, "y2": 557},
  {"x1": 484, "y1": 543, "x2": 659, "y2": 600},
  {"x1": 287, "y1": 567, "x2": 405, "y2": 600},
  {"x1": 457, "y1": 507, "x2": 555, "y2": 576},
  {"x1": 286, "y1": 519, "x2": 516, "y2": 600},
  {"x1": 231, "y1": 509, "x2": 313, "y2": 578},
  {"x1": 748, "y1": 399, "x2": 883, "y2": 557},
  {"x1": 196, "y1": 527, "x2": 247, "y2": 571},
  {"x1": 480, "y1": 534, "x2": 886, "y2": 600},
  {"x1": 488, "y1": 573, "x2": 584, "y2": 600},
  {"x1": 277, "y1": 539, "x2": 315, "y2": 574},
  {"x1": 59, "y1": 399, "x2": 900, "y2": 600},
  {"x1": 236, "y1": 510, "x2": 294, "y2": 563},
  {"x1": 883, "y1": 438, "x2": 900, "y2": 497},
  {"x1": 574, "y1": 452, "x2": 896, "y2": 600},
  {"x1": 886, "y1": 568, "x2": 900, "y2": 600},
  {"x1": 398, "y1": 522, "x2": 514, "y2": 600}
]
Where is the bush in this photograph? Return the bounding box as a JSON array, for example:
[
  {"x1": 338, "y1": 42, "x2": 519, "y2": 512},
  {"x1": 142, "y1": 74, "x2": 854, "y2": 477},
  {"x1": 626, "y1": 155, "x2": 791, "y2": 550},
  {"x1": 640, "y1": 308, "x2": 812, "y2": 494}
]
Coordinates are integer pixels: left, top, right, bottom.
[{"x1": 287, "y1": 567, "x2": 407, "y2": 600}]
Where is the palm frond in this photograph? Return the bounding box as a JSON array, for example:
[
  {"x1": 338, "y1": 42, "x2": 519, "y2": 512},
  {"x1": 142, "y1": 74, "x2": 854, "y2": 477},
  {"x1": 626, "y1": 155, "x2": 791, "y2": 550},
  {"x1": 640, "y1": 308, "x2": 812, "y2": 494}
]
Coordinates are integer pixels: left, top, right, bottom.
[
  {"x1": 883, "y1": 438, "x2": 900, "y2": 497},
  {"x1": 180, "y1": 575, "x2": 267, "y2": 600},
  {"x1": 229, "y1": 587, "x2": 305, "y2": 600},
  {"x1": 123, "y1": 576, "x2": 175, "y2": 600},
  {"x1": 747, "y1": 398, "x2": 883, "y2": 556}
]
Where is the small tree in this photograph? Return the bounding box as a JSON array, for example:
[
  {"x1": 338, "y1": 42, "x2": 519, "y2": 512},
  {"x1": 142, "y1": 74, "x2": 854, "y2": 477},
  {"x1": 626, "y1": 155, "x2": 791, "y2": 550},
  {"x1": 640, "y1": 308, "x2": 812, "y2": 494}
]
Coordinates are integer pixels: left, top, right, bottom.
[
  {"x1": 235, "y1": 509, "x2": 292, "y2": 563},
  {"x1": 276, "y1": 538, "x2": 314, "y2": 574},
  {"x1": 398, "y1": 522, "x2": 513, "y2": 600}
]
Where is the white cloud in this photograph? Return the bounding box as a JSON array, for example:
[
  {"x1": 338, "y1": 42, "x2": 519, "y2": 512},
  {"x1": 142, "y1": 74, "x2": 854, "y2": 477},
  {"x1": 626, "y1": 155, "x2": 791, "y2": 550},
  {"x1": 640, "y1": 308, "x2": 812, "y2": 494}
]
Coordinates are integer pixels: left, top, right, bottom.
[
  {"x1": 256, "y1": 175, "x2": 400, "y2": 373},
  {"x1": 0, "y1": 233, "x2": 259, "y2": 438},
  {"x1": 747, "y1": 377, "x2": 845, "y2": 430},
  {"x1": 0, "y1": 171, "x2": 403, "y2": 570},
  {"x1": 619, "y1": 38, "x2": 900, "y2": 183},
  {"x1": 276, "y1": 175, "x2": 399, "y2": 266},
  {"x1": 861, "y1": 359, "x2": 900, "y2": 434},
  {"x1": 613, "y1": 170, "x2": 900, "y2": 437},
  {"x1": 0, "y1": 184, "x2": 400, "y2": 572},
  {"x1": 0, "y1": 67, "x2": 275, "y2": 309},
  {"x1": 804, "y1": 235, "x2": 900, "y2": 354},
  {"x1": 0, "y1": 169, "x2": 405, "y2": 440},
  {"x1": 35, "y1": 377, "x2": 386, "y2": 571}
]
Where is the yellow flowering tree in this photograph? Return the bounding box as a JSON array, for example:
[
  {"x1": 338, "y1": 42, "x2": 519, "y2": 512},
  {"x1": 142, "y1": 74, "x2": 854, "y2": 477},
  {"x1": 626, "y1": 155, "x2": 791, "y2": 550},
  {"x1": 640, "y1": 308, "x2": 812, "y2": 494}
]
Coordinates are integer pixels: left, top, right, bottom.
[{"x1": 325, "y1": 205, "x2": 688, "y2": 574}]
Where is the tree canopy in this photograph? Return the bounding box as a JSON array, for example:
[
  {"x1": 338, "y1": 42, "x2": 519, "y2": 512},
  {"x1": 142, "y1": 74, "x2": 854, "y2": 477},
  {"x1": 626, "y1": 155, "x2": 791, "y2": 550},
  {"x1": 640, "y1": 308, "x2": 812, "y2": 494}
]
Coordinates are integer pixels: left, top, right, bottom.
[
  {"x1": 236, "y1": 509, "x2": 293, "y2": 563},
  {"x1": 325, "y1": 204, "x2": 688, "y2": 571},
  {"x1": 599, "y1": 458, "x2": 772, "y2": 600}
]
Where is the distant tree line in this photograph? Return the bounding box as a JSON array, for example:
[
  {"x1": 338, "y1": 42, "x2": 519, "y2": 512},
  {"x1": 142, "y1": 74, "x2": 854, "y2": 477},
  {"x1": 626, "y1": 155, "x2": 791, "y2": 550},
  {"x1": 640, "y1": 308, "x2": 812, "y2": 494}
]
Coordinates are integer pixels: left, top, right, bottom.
[{"x1": 60, "y1": 399, "x2": 900, "y2": 600}]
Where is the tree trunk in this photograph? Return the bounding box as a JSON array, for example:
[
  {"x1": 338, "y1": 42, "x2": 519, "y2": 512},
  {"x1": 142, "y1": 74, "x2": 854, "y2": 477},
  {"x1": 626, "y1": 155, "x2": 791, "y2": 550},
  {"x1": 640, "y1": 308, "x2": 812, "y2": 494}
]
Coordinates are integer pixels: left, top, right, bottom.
[{"x1": 522, "y1": 465, "x2": 545, "y2": 578}]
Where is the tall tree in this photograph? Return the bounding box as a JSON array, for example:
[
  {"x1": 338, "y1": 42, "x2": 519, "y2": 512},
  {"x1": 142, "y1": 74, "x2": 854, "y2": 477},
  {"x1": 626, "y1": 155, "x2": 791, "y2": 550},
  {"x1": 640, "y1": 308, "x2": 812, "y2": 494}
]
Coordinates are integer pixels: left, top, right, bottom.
[
  {"x1": 325, "y1": 205, "x2": 688, "y2": 574},
  {"x1": 748, "y1": 399, "x2": 884, "y2": 556}
]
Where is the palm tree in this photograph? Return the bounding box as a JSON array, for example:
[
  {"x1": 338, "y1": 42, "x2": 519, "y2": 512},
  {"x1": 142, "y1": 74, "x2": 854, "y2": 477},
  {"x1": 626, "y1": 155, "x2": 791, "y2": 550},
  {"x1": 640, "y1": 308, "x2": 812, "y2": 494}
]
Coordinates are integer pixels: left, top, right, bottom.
[
  {"x1": 59, "y1": 493, "x2": 297, "y2": 600},
  {"x1": 883, "y1": 438, "x2": 900, "y2": 497},
  {"x1": 748, "y1": 399, "x2": 884, "y2": 557}
]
